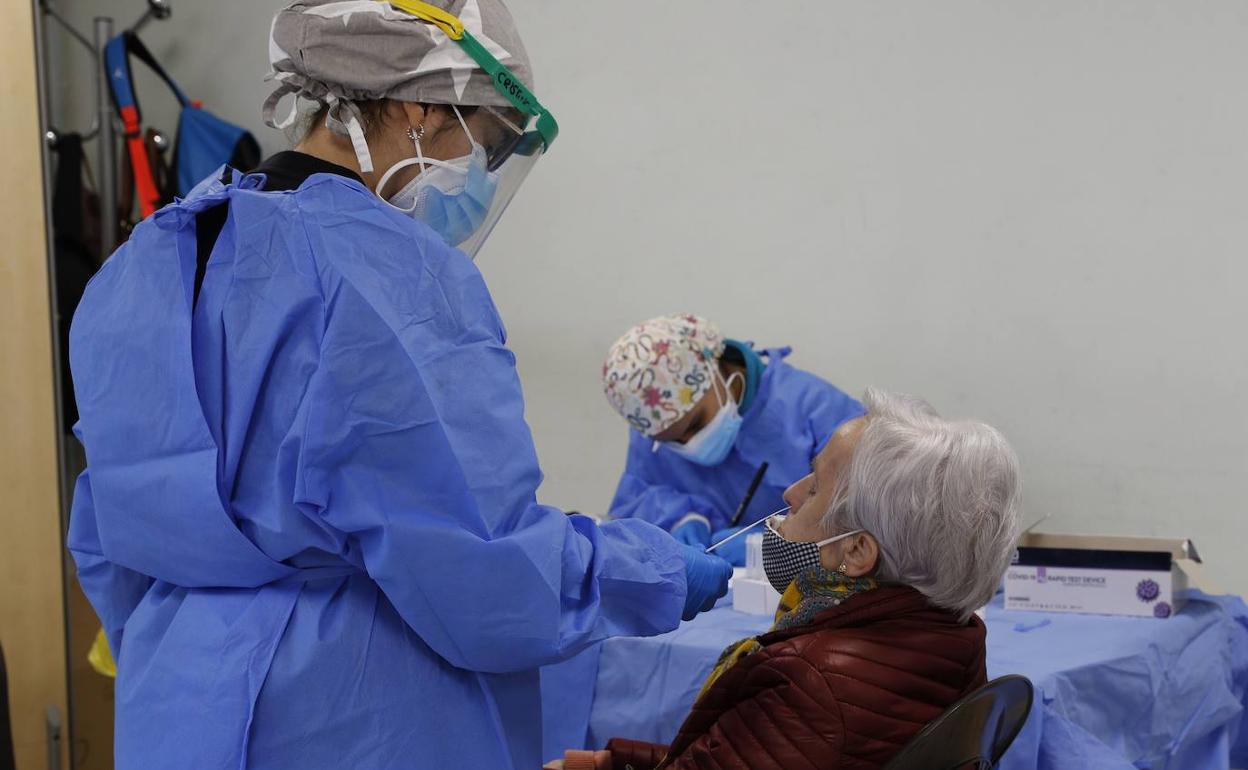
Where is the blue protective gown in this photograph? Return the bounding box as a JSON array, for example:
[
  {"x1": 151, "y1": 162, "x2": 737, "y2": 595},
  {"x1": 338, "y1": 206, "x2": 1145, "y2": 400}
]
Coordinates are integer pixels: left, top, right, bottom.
[
  {"x1": 609, "y1": 349, "x2": 864, "y2": 532},
  {"x1": 67, "y1": 167, "x2": 687, "y2": 770}
]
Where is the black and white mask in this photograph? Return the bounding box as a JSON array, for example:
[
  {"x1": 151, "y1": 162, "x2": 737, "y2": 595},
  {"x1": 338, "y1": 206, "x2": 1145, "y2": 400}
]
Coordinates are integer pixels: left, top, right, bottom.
[{"x1": 761, "y1": 517, "x2": 862, "y2": 594}]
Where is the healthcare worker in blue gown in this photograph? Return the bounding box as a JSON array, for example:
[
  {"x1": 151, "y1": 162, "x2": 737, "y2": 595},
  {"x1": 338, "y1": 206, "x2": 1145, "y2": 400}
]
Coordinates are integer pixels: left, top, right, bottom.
[
  {"x1": 66, "y1": 3, "x2": 731, "y2": 769},
  {"x1": 602, "y1": 314, "x2": 865, "y2": 564}
]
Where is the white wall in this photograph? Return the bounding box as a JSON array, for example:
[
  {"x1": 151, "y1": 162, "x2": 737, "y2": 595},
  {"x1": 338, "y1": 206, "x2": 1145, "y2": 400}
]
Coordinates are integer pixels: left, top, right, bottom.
[{"x1": 55, "y1": 1, "x2": 1248, "y2": 591}]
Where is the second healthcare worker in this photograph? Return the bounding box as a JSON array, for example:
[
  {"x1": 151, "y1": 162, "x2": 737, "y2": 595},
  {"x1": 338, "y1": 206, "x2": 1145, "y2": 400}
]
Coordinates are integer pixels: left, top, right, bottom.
[
  {"x1": 66, "y1": 2, "x2": 730, "y2": 769},
  {"x1": 603, "y1": 315, "x2": 864, "y2": 563}
]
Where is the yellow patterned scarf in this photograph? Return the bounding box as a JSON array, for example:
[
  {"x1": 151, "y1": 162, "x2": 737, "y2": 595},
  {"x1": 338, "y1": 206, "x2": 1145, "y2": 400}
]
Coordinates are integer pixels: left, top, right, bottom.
[{"x1": 696, "y1": 568, "x2": 878, "y2": 698}]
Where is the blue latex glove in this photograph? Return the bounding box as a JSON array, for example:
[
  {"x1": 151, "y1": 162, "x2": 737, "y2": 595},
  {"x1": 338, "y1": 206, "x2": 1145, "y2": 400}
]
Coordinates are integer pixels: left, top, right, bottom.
[
  {"x1": 679, "y1": 545, "x2": 733, "y2": 621},
  {"x1": 709, "y1": 526, "x2": 747, "y2": 567},
  {"x1": 671, "y1": 518, "x2": 712, "y2": 547}
]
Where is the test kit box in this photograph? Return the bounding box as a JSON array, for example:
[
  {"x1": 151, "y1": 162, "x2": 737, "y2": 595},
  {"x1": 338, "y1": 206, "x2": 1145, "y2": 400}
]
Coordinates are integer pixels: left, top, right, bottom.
[
  {"x1": 732, "y1": 574, "x2": 781, "y2": 615},
  {"x1": 1005, "y1": 533, "x2": 1205, "y2": 619},
  {"x1": 730, "y1": 534, "x2": 783, "y2": 615}
]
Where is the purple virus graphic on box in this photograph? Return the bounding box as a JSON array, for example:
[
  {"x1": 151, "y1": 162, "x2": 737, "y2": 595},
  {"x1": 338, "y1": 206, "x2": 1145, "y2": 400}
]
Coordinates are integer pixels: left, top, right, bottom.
[
  {"x1": 1153, "y1": 602, "x2": 1172, "y2": 619},
  {"x1": 1136, "y1": 579, "x2": 1160, "y2": 603}
]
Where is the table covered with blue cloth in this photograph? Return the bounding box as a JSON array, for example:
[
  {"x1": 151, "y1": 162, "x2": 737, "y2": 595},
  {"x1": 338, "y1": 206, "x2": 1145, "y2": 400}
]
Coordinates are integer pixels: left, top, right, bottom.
[{"x1": 541, "y1": 591, "x2": 1248, "y2": 769}]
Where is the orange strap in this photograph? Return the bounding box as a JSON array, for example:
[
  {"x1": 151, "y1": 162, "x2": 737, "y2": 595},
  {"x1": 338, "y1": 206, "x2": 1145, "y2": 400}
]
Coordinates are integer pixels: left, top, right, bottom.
[{"x1": 121, "y1": 106, "x2": 162, "y2": 218}]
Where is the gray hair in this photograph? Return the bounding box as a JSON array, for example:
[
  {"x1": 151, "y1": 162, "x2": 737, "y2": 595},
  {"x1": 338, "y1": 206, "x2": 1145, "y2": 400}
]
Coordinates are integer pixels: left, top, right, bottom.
[{"x1": 823, "y1": 388, "x2": 1021, "y2": 620}]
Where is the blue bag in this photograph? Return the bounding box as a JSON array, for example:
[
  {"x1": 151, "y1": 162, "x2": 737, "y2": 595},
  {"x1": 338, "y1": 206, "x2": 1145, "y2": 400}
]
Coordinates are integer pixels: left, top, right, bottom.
[{"x1": 105, "y1": 31, "x2": 260, "y2": 216}]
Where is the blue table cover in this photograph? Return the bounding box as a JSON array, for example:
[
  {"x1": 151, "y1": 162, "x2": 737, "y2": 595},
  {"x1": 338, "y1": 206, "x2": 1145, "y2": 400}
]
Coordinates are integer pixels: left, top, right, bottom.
[{"x1": 541, "y1": 592, "x2": 1248, "y2": 769}]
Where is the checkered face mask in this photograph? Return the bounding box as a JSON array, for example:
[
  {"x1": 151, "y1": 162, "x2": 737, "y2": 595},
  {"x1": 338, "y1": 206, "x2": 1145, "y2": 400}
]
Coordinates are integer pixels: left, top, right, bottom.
[{"x1": 761, "y1": 517, "x2": 863, "y2": 595}]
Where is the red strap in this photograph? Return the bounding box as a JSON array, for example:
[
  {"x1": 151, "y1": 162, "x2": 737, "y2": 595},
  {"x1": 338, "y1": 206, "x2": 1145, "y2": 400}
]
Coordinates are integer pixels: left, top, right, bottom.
[{"x1": 120, "y1": 106, "x2": 161, "y2": 217}]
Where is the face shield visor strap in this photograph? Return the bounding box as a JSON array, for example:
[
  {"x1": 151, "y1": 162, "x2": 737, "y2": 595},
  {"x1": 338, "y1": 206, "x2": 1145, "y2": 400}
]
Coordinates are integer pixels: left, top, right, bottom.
[{"x1": 483, "y1": 105, "x2": 523, "y2": 136}]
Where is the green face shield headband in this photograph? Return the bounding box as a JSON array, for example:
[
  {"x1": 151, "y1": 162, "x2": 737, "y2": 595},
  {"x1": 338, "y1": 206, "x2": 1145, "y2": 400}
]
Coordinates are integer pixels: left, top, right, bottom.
[
  {"x1": 384, "y1": 0, "x2": 558, "y2": 151},
  {"x1": 381, "y1": 0, "x2": 559, "y2": 257}
]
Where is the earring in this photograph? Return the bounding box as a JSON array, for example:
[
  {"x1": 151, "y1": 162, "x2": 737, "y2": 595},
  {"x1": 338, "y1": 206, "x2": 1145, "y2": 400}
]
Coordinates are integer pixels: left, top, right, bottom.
[
  {"x1": 837, "y1": 563, "x2": 848, "y2": 574},
  {"x1": 406, "y1": 124, "x2": 426, "y2": 144}
]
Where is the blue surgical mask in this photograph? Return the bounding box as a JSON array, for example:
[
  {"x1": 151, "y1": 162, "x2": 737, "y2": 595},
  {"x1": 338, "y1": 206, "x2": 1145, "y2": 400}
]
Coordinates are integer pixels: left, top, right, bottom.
[
  {"x1": 377, "y1": 107, "x2": 499, "y2": 250},
  {"x1": 407, "y1": 145, "x2": 497, "y2": 247},
  {"x1": 665, "y1": 372, "x2": 744, "y2": 467}
]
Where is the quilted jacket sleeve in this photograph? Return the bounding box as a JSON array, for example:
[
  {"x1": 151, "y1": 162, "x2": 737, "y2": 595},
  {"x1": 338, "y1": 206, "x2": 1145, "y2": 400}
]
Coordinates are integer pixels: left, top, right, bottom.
[{"x1": 604, "y1": 738, "x2": 671, "y2": 770}]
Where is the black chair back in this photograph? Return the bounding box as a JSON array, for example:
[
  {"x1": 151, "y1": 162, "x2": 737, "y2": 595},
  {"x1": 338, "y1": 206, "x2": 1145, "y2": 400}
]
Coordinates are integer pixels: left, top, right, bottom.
[{"x1": 882, "y1": 675, "x2": 1034, "y2": 770}]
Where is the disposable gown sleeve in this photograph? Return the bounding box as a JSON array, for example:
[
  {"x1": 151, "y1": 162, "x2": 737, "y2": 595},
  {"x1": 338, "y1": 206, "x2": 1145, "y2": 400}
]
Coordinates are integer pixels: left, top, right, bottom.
[
  {"x1": 294, "y1": 245, "x2": 687, "y2": 675},
  {"x1": 607, "y1": 433, "x2": 722, "y2": 532},
  {"x1": 66, "y1": 464, "x2": 155, "y2": 657}
]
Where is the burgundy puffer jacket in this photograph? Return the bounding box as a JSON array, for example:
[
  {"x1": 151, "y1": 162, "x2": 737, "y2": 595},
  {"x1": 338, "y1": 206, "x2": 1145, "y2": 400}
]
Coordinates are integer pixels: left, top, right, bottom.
[{"x1": 605, "y1": 585, "x2": 987, "y2": 770}]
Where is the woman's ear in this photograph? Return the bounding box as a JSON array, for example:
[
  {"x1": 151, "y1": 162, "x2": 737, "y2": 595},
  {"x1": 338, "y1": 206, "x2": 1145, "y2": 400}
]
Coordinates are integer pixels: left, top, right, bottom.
[
  {"x1": 397, "y1": 101, "x2": 432, "y2": 135},
  {"x1": 839, "y1": 533, "x2": 879, "y2": 578},
  {"x1": 402, "y1": 103, "x2": 466, "y2": 160}
]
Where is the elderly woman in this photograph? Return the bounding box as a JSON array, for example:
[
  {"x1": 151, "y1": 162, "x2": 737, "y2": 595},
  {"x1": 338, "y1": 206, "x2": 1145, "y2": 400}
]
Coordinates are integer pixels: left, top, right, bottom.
[{"x1": 556, "y1": 388, "x2": 1022, "y2": 770}]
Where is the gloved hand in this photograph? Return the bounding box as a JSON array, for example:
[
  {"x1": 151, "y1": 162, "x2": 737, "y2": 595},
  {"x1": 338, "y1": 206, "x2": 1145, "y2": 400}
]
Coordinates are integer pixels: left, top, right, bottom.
[
  {"x1": 709, "y1": 526, "x2": 747, "y2": 567},
  {"x1": 679, "y1": 545, "x2": 733, "y2": 621},
  {"x1": 671, "y1": 517, "x2": 712, "y2": 547}
]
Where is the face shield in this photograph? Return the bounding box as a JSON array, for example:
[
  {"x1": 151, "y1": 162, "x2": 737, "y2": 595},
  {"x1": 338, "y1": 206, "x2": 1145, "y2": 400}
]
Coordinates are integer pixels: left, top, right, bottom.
[{"x1": 387, "y1": 0, "x2": 559, "y2": 258}]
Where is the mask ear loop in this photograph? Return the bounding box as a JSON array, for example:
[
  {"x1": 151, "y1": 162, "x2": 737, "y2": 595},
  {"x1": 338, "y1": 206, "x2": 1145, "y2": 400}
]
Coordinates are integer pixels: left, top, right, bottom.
[
  {"x1": 813, "y1": 529, "x2": 864, "y2": 548},
  {"x1": 710, "y1": 368, "x2": 729, "y2": 410},
  {"x1": 710, "y1": 366, "x2": 743, "y2": 411},
  {"x1": 375, "y1": 124, "x2": 428, "y2": 208},
  {"x1": 376, "y1": 103, "x2": 486, "y2": 202},
  {"x1": 411, "y1": 123, "x2": 428, "y2": 173},
  {"x1": 451, "y1": 104, "x2": 476, "y2": 146},
  {"x1": 723, "y1": 370, "x2": 744, "y2": 408}
]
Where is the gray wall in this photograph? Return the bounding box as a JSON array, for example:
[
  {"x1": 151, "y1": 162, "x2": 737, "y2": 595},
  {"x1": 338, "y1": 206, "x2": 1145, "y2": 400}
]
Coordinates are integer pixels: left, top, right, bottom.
[{"x1": 54, "y1": 0, "x2": 1248, "y2": 591}]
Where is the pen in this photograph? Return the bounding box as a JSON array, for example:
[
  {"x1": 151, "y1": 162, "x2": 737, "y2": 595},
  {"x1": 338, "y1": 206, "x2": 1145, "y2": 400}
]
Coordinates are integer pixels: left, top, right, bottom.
[{"x1": 729, "y1": 461, "x2": 769, "y2": 528}]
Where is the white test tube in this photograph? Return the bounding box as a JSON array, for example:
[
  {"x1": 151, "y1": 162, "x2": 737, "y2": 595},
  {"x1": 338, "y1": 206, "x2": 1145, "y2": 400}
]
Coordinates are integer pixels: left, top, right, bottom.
[{"x1": 745, "y1": 533, "x2": 764, "y2": 580}]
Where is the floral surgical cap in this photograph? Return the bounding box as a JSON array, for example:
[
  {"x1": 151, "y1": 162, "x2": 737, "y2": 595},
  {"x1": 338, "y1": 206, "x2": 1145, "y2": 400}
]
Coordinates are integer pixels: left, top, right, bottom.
[{"x1": 602, "y1": 315, "x2": 726, "y2": 437}]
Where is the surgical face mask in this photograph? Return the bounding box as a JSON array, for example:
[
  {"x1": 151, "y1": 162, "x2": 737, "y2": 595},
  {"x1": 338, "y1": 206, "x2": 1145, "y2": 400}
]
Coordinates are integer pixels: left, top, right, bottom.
[
  {"x1": 376, "y1": 107, "x2": 500, "y2": 250},
  {"x1": 664, "y1": 371, "x2": 744, "y2": 467},
  {"x1": 761, "y1": 516, "x2": 863, "y2": 594}
]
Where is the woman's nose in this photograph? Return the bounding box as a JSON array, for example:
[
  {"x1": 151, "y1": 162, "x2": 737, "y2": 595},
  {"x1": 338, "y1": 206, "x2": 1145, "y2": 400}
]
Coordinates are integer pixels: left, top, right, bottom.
[{"x1": 782, "y1": 474, "x2": 809, "y2": 511}]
